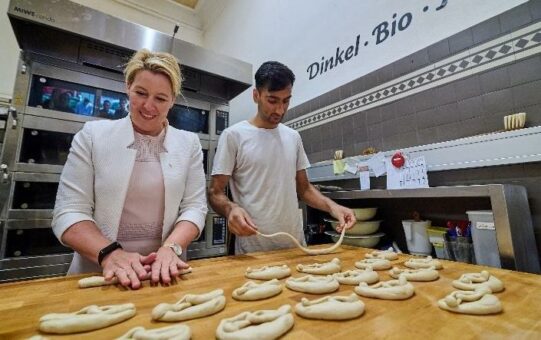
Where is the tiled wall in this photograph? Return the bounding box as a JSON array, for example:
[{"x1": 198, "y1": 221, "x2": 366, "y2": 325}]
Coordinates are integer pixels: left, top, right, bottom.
[
  {"x1": 286, "y1": 0, "x2": 541, "y2": 163},
  {"x1": 287, "y1": 1, "x2": 541, "y2": 262}
]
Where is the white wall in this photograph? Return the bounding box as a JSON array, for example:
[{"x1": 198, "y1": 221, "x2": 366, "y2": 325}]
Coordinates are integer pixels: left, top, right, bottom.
[{"x1": 202, "y1": 0, "x2": 527, "y2": 125}]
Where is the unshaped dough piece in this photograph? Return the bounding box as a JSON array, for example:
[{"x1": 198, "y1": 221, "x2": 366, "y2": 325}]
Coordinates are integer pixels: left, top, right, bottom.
[
  {"x1": 216, "y1": 304, "x2": 294, "y2": 340},
  {"x1": 245, "y1": 265, "x2": 291, "y2": 280},
  {"x1": 232, "y1": 279, "x2": 283, "y2": 301},
  {"x1": 78, "y1": 267, "x2": 192, "y2": 288},
  {"x1": 296, "y1": 258, "x2": 341, "y2": 275},
  {"x1": 39, "y1": 303, "x2": 136, "y2": 334},
  {"x1": 116, "y1": 325, "x2": 191, "y2": 340},
  {"x1": 438, "y1": 287, "x2": 502, "y2": 315},
  {"x1": 152, "y1": 289, "x2": 226, "y2": 322},
  {"x1": 333, "y1": 267, "x2": 380, "y2": 285},
  {"x1": 285, "y1": 275, "x2": 339, "y2": 294},
  {"x1": 388, "y1": 266, "x2": 439, "y2": 282},
  {"x1": 354, "y1": 258, "x2": 392, "y2": 271},
  {"x1": 365, "y1": 247, "x2": 399, "y2": 261},
  {"x1": 294, "y1": 293, "x2": 365, "y2": 320},
  {"x1": 404, "y1": 256, "x2": 443, "y2": 270},
  {"x1": 452, "y1": 270, "x2": 504, "y2": 293},
  {"x1": 354, "y1": 275, "x2": 415, "y2": 300}
]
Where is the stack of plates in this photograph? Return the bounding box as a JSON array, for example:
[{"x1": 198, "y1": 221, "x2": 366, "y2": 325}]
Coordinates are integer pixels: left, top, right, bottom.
[{"x1": 324, "y1": 207, "x2": 384, "y2": 248}]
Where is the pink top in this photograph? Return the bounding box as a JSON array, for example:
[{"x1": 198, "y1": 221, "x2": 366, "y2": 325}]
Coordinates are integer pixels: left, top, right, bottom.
[{"x1": 117, "y1": 129, "x2": 166, "y2": 255}]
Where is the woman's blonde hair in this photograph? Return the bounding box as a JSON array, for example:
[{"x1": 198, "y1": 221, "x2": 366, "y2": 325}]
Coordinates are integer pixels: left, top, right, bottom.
[{"x1": 124, "y1": 49, "x2": 182, "y2": 97}]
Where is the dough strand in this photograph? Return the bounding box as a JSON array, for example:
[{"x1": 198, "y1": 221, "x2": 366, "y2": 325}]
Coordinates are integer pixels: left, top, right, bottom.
[
  {"x1": 78, "y1": 267, "x2": 192, "y2": 288},
  {"x1": 256, "y1": 225, "x2": 346, "y2": 255}
]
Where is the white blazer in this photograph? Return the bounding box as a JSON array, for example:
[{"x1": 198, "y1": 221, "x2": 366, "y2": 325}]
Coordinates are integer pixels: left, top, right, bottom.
[{"x1": 52, "y1": 116, "x2": 207, "y2": 272}]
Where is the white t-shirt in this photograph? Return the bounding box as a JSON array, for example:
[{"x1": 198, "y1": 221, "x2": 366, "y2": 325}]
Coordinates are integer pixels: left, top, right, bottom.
[{"x1": 212, "y1": 120, "x2": 310, "y2": 254}]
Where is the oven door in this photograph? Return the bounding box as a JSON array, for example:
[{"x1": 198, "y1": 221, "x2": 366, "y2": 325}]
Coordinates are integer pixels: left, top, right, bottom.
[
  {"x1": 0, "y1": 219, "x2": 72, "y2": 283},
  {"x1": 7, "y1": 172, "x2": 59, "y2": 220},
  {"x1": 14, "y1": 115, "x2": 82, "y2": 174},
  {"x1": 187, "y1": 213, "x2": 228, "y2": 260},
  {"x1": 168, "y1": 97, "x2": 211, "y2": 140}
]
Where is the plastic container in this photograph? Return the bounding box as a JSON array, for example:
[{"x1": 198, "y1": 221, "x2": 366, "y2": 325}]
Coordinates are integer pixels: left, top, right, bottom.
[
  {"x1": 466, "y1": 210, "x2": 501, "y2": 268},
  {"x1": 445, "y1": 236, "x2": 475, "y2": 263},
  {"x1": 402, "y1": 220, "x2": 432, "y2": 255},
  {"x1": 433, "y1": 242, "x2": 448, "y2": 259},
  {"x1": 427, "y1": 226, "x2": 447, "y2": 244}
]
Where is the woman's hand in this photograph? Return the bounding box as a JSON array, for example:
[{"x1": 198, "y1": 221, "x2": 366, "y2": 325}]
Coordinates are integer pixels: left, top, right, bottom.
[
  {"x1": 151, "y1": 246, "x2": 190, "y2": 285},
  {"x1": 101, "y1": 249, "x2": 157, "y2": 289}
]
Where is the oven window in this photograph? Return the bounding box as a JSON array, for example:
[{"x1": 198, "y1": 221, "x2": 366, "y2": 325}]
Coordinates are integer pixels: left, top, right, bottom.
[
  {"x1": 99, "y1": 90, "x2": 129, "y2": 120},
  {"x1": 6, "y1": 229, "x2": 71, "y2": 257},
  {"x1": 28, "y1": 75, "x2": 97, "y2": 116},
  {"x1": 168, "y1": 105, "x2": 209, "y2": 134},
  {"x1": 12, "y1": 181, "x2": 58, "y2": 210},
  {"x1": 19, "y1": 129, "x2": 74, "y2": 165}
]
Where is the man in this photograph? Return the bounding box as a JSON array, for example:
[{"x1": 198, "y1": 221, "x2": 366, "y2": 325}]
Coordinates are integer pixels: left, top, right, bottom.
[{"x1": 209, "y1": 61, "x2": 356, "y2": 254}]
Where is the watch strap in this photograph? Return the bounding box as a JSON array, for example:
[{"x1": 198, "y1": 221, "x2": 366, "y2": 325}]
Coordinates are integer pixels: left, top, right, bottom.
[{"x1": 98, "y1": 241, "x2": 123, "y2": 266}]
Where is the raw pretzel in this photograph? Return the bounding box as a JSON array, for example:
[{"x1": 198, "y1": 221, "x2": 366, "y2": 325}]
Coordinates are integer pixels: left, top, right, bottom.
[
  {"x1": 216, "y1": 304, "x2": 294, "y2": 340},
  {"x1": 256, "y1": 225, "x2": 346, "y2": 255},
  {"x1": 296, "y1": 258, "x2": 341, "y2": 275},
  {"x1": 232, "y1": 279, "x2": 283, "y2": 301},
  {"x1": 354, "y1": 258, "x2": 392, "y2": 270},
  {"x1": 365, "y1": 247, "x2": 398, "y2": 260},
  {"x1": 404, "y1": 256, "x2": 443, "y2": 270},
  {"x1": 285, "y1": 275, "x2": 339, "y2": 294},
  {"x1": 116, "y1": 324, "x2": 191, "y2": 340},
  {"x1": 438, "y1": 287, "x2": 502, "y2": 315},
  {"x1": 39, "y1": 303, "x2": 136, "y2": 334},
  {"x1": 354, "y1": 275, "x2": 415, "y2": 300},
  {"x1": 294, "y1": 293, "x2": 365, "y2": 320},
  {"x1": 245, "y1": 265, "x2": 291, "y2": 280},
  {"x1": 388, "y1": 266, "x2": 439, "y2": 282},
  {"x1": 151, "y1": 289, "x2": 226, "y2": 321},
  {"x1": 452, "y1": 271, "x2": 504, "y2": 293},
  {"x1": 78, "y1": 267, "x2": 192, "y2": 288},
  {"x1": 333, "y1": 267, "x2": 380, "y2": 285}
]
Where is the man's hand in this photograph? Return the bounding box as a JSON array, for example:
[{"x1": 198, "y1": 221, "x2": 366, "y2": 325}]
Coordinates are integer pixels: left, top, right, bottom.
[
  {"x1": 150, "y1": 246, "x2": 190, "y2": 285},
  {"x1": 101, "y1": 249, "x2": 156, "y2": 289},
  {"x1": 330, "y1": 204, "x2": 357, "y2": 233},
  {"x1": 227, "y1": 206, "x2": 258, "y2": 236}
]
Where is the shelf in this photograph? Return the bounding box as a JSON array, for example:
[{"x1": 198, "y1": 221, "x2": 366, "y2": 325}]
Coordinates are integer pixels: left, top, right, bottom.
[{"x1": 323, "y1": 184, "x2": 540, "y2": 274}]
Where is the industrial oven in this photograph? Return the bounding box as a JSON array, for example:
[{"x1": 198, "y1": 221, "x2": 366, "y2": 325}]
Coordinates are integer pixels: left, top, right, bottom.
[{"x1": 0, "y1": 0, "x2": 251, "y2": 282}]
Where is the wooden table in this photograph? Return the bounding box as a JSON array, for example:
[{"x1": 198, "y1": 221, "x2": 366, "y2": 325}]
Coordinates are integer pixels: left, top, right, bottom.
[{"x1": 1, "y1": 246, "x2": 540, "y2": 339}]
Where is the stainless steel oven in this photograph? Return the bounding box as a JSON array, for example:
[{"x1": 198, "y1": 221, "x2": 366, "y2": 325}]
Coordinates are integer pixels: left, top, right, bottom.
[
  {"x1": 1, "y1": 0, "x2": 251, "y2": 281},
  {"x1": 187, "y1": 213, "x2": 228, "y2": 260}
]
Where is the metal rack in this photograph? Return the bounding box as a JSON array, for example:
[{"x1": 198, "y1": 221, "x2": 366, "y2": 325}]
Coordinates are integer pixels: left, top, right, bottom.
[{"x1": 323, "y1": 184, "x2": 540, "y2": 274}]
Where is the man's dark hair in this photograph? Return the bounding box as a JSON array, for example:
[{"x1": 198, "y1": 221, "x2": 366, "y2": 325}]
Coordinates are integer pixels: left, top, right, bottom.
[{"x1": 255, "y1": 61, "x2": 295, "y2": 91}]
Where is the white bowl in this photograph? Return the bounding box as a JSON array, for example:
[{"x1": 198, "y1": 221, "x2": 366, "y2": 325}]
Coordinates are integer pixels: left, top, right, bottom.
[
  {"x1": 352, "y1": 207, "x2": 377, "y2": 221},
  {"x1": 325, "y1": 231, "x2": 384, "y2": 248},
  {"x1": 326, "y1": 219, "x2": 381, "y2": 236}
]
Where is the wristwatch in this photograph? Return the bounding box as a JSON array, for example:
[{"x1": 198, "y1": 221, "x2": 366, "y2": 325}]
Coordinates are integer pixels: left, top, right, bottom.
[
  {"x1": 164, "y1": 242, "x2": 183, "y2": 258},
  {"x1": 98, "y1": 241, "x2": 122, "y2": 266}
]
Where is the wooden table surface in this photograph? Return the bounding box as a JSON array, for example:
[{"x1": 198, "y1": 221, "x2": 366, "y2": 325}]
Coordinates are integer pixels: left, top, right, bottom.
[{"x1": 1, "y1": 245, "x2": 541, "y2": 339}]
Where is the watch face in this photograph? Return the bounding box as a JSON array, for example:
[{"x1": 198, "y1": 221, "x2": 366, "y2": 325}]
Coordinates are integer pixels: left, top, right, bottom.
[{"x1": 169, "y1": 244, "x2": 182, "y2": 256}]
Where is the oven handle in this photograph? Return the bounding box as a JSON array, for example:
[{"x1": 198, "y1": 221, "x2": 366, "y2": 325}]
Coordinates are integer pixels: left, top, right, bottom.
[{"x1": 8, "y1": 106, "x2": 17, "y2": 128}]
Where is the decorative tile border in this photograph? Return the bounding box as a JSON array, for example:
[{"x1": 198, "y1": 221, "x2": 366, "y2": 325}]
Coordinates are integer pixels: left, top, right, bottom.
[{"x1": 286, "y1": 21, "x2": 541, "y2": 132}]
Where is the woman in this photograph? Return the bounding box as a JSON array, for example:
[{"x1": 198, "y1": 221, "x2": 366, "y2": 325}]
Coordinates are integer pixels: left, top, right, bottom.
[{"x1": 52, "y1": 49, "x2": 207, "y2": 289}]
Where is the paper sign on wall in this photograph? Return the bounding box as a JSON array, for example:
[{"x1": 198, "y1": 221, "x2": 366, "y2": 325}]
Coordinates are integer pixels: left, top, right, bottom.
[
  {"x1": 366, "y1": 152, "x2": 386, "y2": 177},
  {"x1": 386, "y1": 155, "x2": 429, "y2": 189}
]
